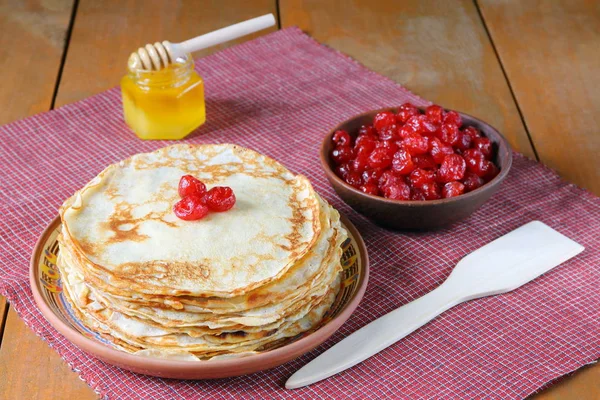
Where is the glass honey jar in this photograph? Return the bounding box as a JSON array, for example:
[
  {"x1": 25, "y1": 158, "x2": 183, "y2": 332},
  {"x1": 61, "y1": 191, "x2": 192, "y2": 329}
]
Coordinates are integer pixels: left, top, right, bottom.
[{"x1": 121, "y1": 54, "x2": 205, "y2": 140}]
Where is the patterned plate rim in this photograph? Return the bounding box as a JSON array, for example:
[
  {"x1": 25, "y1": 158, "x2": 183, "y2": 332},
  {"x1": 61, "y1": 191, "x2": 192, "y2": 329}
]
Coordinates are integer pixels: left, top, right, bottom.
[{"x1": 29, "y1": 213, "x2": 369, "y2": 378}]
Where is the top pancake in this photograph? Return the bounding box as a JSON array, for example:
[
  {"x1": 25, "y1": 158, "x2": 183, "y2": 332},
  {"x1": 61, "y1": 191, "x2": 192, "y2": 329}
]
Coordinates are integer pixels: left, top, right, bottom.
[{"x1": 60, "y1": 144, "x2": 321, "y2": 297}]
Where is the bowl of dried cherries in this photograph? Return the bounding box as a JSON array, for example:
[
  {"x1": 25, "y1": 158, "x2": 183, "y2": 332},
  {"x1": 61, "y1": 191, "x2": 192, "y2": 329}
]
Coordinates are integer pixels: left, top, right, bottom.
[{"x1": 320, "y1": 103, "x2": 512, "y2": 230}]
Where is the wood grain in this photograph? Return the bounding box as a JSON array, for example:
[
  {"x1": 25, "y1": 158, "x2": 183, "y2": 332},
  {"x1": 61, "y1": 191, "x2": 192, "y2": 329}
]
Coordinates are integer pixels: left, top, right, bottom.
[
  {"x1": 0, "y1": 0, "x2": 74, "y2": 124},
  {"x1": 477, "y1": 2, "x2": 600, "y2": 392},
  {"x1": 478, "y1": 0, "x2": 600, "y2": 195},
  {"x1": 0, "y1": 1, "x2": 277, "y2": 399},
  {"x1": 0, "y1": 0, "x2": 74, "y2": 394},
  {"x1": 533, "y1": 363, "x2": 600, "y2": 400},
  {"x1": 54, "y1": 0, "x2": 278, "y2": 107},
  {"x1": 279, "y1": 0, "x2": 535, "y2": 158},
  {"x1": 280, "y1": 1, "x2": 597, "y2": 398},
  {"x1": 0, "y1": 309, "x2": 96, "y2": 399},
  {"x1": 2, "y1": 1, "x2": 597, "y2": 398},
  {"x1": 0, "y1": 297, "x2": 6, "y2": 339}
]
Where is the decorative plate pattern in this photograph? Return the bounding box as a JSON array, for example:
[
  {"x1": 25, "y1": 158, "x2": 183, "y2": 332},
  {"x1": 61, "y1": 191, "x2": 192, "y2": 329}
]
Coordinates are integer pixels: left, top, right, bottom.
[{"x1": 30, "y1": 215, "x2": 369, "y2": 379}]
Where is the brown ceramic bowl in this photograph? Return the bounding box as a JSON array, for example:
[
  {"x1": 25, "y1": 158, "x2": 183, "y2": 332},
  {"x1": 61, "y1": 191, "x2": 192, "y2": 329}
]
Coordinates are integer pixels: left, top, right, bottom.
[
  {"x1": 321, "y1": 107, "x2": 512, "y2": 230},
  {"x1": 30, "y1": 214, "x2": 369, "y2": 379}
]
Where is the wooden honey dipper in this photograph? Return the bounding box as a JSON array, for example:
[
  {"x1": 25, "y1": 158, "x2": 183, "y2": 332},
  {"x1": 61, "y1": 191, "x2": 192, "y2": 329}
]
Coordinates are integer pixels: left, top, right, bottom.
[{"x1": 128, "y1": 14, "x2": 276, "y2": 71}]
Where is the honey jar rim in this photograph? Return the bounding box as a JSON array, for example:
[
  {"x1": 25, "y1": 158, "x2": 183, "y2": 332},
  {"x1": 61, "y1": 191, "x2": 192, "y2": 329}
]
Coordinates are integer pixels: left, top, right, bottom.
[{"x1": 127, "y1": 54, "x2": 194, "y2": 87}]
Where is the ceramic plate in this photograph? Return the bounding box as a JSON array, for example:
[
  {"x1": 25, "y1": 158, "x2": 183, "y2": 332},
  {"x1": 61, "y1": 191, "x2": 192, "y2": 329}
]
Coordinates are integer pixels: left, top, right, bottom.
[{"x1": 30, "y1": 214, "x2": 369, "y2": 379}]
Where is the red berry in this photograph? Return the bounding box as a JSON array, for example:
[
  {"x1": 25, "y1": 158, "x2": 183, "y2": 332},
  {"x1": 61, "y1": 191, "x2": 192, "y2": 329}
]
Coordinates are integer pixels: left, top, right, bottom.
[
  {"x1": 360, "y1": 183, "x2": 379, "y2": 196},
  {"x1": 439, "y1": 123, "x2": 459, "y2": 146},
  {"x1": 355, "y1": 133, "x2": 377, "y2": 148},
  {"x1": 463, "y1": 148, "x2": 488, "y2": 177},
  {"x1": 355, "y1": 137, "x2": 377, "y2": 158},
  {"x1": 335, "y1": 164, "x2": 351, "y2": 179},
  {"x1": 391, "y1": 149, "x2": 415, "y2": 175},
  {"x1": 462, "y1": 172, "x2": 484, "y2": 192},
  {"x1": 359, "y1": 124, "x2": 377, "y2": 137},
  {"x1": 396, "y1": 103, "x2": 420, "y2": 124},
  {"x1": 442, "y1": 181, "x2": 465, "y2": 198},
  {"x1": 383, "y1": 181, "x2": 411, "y2": 200},
  {"x1": 178, "y1": 175, "x2": 207, "y2": 198},
  {"x1": 483, "y1": 161, "x2": 500, "y2": 182},
  {"x1": 332, "y1": 130, "x2": 352, "y2": 147},
  {"x1": 443, "y1": 110, "x2": 462, "y2": 127},
  {"x1": 473, "y1": 137, "x2": 493, "y2": 159},
  {"x1": 425, "y1": 105, "x2": 444, "y2": 125},
  {"x1": 404, "y1": 115, "x2": 421, "y2": 132},
  {"x1": 462, "y1": 126, "x2": 481, "y2": 139},
  {"x1": 205, "y1": 186, "x2": 236, "y2": 212},
  {"x1": 368, "y1": 147, "x2": 393, "y2": 169},
  {"x1": 362, "y1": 169, "x2": 384, "y2": 185},
  {"x1": 331, "y1": 146, "x2": 354, "y2": 164},
  {"x1": 417, "y1": 115, "x2": 438, "y2": 136},
  {"x1": 355, "y1": 145, "x2": 376, "y2": 160},
  {"x1": 411, "y1": 189, "x2": 426, "y2": 201},
  {"x1": 438, "y1": 154, "x2": 466, "y2": 183},
  {"x1": 409, "y1": 168, "x2": 436, "y2": 189},
  {"x1": 455, "y1": 131, "x2": 472, "y2": 151},
  {"x1": 379, "y1": 140, "x2": 399, "y2": 155},
  {"x1": 352, "y1": 151, "x2": 370, "y2": 173},
  {"x1": 378, "y1": 170, "x2": 400, "y2": 190},
  {"x1": 412, "y1": 154, "x2": 437, "y2": 170},
  {"x1": 345, "y1": 171, "x2": 363, "y2": 188},
  {"x1": 420, "y1": 182, "x2": 442, "y2": 200},
  {"x1": 429, "y1": 137, "x2": 454, "y2": 164},
  {"x1": 403, "y1": 133, "x2": 429, "y2": 156},
  {"x1": 373, "y1": 111, "x2": 397, "y2": 132},
  {"x1": 378, "y1": 124, "x2": 399, "y2": 141},
  {"x1": 398, "y1": 124, "x2": 417, "y2": 139},
  {"x1": 173, "y1": 195, "x2": 209, "y2": 220}
]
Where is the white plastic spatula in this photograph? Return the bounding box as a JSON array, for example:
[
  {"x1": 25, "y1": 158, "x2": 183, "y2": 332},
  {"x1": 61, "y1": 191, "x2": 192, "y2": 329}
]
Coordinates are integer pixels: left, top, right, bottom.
[{"x1": 286, "y1": 221, "x2": 584, "y2": 389}]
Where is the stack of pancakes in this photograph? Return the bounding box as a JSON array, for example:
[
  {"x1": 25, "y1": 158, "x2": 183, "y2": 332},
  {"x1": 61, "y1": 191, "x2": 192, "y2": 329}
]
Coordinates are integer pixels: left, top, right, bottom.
[{"x1": 57, "y1": 144, "x2": 346, "y2": 360}]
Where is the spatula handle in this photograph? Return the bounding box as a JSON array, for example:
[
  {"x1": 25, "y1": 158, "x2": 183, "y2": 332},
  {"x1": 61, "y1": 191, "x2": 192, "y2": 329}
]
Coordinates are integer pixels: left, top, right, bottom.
[{"x1": 286, "y1": 281, "x2": 461, "y2": 389}]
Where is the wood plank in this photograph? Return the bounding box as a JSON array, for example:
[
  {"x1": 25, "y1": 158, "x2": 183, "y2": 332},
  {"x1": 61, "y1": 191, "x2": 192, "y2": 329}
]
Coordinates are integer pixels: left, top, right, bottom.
[
  {"x1": 279, "y1": 1, "x2": 596, "y2": 398},
  {"x1": 0, "y1": 0, "x2": 74, "y2": 124},
  {"x1": 0, "y1": 297, "x2": 6, "y2": 339},
  {"x1": 1, "y1": 1, "x2": 278, "y2": 399},
  {"x1": 0, "y1": 0, "x2": 73, "y2": 393},
  {"x1": 54, "y1": 0, "x2": 278, "y2": 107},
  {"x1": 0, "y1": 297, "x2": 6, "y2": 318},
  {"x1": 478, "y1": 0, "x2": 600, "y2": 195},
  {"x1": 0, "y1": 309, "x2": 96, "y2": 399},
  {"x1": 477, "y1": 3, "x2": 600, "y2": 395},
  {"x1": 532, "y1": 364, "x2": 600, "y2": 400},
  {"x1": 279, "y1": 0, "x2": 535, "y2": 158}
]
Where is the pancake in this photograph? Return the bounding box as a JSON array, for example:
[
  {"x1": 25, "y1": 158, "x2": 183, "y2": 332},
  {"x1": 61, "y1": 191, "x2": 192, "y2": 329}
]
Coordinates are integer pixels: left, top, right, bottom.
[
  {"x1": 56, "y1": 144, "x2": 347, "y2": 360},
  {"x1": 59, "y1": 248, "x2": 340, "y2": 357},
  {"x1": 60, "y1": 144, "x2": 321, "y2": 297},
  {"x1": 61, "y1": 194, "x2": 340, "y2": 314},
  {"x1": 57, "y1": 203, "x2": 342, "y2": 333}
]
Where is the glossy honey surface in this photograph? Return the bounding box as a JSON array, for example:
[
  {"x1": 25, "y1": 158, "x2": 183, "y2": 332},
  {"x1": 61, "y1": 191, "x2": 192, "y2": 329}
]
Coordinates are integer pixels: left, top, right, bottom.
[{"x1": 121, "y1": 57, "x2": 205, "y2": 140}]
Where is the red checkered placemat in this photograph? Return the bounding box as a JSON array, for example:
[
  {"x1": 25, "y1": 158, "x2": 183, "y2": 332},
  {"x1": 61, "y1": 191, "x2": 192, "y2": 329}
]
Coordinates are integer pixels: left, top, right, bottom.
[{"x1": 1, "y1": 27, "x2": 599, "y2": 399}]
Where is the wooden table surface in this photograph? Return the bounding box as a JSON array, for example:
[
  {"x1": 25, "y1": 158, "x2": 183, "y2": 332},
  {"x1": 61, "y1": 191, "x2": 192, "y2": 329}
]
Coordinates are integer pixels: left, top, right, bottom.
[{"x1": 0, "y1": 0, "x2": 598, "y2": 398}]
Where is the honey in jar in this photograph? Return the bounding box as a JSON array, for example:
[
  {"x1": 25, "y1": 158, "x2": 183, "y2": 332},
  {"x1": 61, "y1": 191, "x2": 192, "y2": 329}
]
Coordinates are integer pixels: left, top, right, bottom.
[{"x1": 121, "y1": 54, "x2": 205, "y2": 140}]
